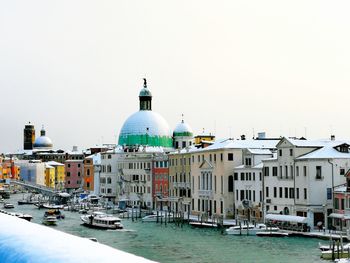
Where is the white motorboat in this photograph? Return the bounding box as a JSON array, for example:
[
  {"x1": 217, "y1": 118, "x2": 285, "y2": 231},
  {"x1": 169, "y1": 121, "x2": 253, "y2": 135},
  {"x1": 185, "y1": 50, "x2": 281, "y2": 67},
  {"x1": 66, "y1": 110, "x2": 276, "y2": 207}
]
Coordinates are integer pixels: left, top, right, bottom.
[
  {"x1": 141, "y1": 213, "x2": 173, "y2": 222},
  {"x1": 81, "y1": 212, "x2": 123, "y2": 230},
  {"x1": 226, "y1": 223, "x2": 279, "y2": 235},
  {"x1": 319, "y1": 242, "x2": 350, "y2": 252},
  {"x1": 42, "y1": 216, "x2": 58, "y2": 226},
  {"x1": 3, "y1": 203, "x2": 14, "y2": 209}
]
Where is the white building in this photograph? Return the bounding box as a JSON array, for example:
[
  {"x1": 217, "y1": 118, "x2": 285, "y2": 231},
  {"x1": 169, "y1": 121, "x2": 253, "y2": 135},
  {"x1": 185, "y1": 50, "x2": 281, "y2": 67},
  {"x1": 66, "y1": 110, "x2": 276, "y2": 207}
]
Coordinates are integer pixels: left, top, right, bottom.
[
  {"x1": 262, "y1": 137, "x2": 350, "y2": 228},
  {"x1": 15, "y1": 160, "x2": 46, "y2": 186},
  {"x1": 233, "y1": 148, "x2": 274, "y2": 222}
]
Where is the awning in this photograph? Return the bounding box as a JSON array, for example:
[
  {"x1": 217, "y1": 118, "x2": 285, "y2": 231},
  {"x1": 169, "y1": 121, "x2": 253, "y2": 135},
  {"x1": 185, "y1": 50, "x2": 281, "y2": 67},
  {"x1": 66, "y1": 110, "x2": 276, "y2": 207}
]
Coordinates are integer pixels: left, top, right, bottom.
[
  {"x1": 329, "y1": 213, "x2": 350, "y2": 220},
  {"x1": 265, "y1": 214, "x2": 308, "y2": 223}
]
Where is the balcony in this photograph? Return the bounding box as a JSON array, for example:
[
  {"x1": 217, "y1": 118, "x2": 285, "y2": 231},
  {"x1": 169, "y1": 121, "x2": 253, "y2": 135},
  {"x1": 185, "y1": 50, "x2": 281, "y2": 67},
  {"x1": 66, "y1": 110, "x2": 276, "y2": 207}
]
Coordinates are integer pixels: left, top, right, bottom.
[{"x1": 198, "y1": 190, "x2": 213, "y2": 198}]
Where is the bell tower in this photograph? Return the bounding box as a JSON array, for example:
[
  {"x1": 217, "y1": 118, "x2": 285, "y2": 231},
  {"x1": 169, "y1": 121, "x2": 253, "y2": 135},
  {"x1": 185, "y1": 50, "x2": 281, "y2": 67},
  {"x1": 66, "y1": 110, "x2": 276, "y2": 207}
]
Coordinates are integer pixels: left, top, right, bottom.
[{"x1": 23, "y1": 122, "x2": 35, "y2": 150}]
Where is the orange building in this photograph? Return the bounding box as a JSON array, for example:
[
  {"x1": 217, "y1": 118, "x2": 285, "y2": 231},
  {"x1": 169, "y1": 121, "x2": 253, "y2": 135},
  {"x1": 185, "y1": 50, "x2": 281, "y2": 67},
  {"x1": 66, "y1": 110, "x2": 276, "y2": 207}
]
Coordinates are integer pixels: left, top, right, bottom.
[{"x1": 83, "y1": 155, "x2": 95, "y2": 192}]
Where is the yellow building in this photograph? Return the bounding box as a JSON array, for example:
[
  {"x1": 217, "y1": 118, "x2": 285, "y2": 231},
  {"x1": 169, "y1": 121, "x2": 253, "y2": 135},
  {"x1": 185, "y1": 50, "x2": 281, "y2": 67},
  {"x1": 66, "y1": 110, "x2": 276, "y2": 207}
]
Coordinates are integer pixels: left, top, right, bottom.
[
  {"x1": 46, "y1": 161, "x2": 65, "y2": 190},
  {"x1": 45, "y1": 164, "x2": 55, "y2": 188}
]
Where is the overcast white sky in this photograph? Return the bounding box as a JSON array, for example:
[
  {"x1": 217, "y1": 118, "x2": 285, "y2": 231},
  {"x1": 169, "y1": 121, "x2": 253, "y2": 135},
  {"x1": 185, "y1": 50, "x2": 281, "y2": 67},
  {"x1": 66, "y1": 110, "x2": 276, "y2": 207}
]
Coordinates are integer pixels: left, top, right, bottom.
[{"x1": 1, "y1": 0, "x2": 350, "y2": 153}]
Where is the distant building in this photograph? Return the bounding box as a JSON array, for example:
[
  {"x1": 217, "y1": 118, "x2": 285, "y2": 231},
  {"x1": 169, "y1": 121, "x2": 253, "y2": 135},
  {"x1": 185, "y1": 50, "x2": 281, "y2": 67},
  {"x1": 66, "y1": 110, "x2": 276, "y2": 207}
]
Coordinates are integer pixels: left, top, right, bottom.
[
  {"x1": 15, "y1": 160, "x2": 46, "y2": 186},
  {"x1": 64, "y1": 160, "x2": 84, "y2": 192},
  {"x1": 46, "y1": 161, "x2": 65, "y2": 190}
]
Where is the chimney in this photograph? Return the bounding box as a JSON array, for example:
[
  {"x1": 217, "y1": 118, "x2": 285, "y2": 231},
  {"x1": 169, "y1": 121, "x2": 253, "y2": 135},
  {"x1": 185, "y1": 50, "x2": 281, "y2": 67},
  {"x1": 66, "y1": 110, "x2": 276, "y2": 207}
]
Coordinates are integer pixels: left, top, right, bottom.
[
  {"x1": 331, "y1": 135, "x2": 335, "y2": 141},
  {"x1": 72, "y1": 146, "x2": 78, "y2": 152},
  {"x1": 257, "y1": 132, "x2": 266, "y2": 139},
  {"x1": 240, "y1": 135, "x2": 246, "y2": 140}
]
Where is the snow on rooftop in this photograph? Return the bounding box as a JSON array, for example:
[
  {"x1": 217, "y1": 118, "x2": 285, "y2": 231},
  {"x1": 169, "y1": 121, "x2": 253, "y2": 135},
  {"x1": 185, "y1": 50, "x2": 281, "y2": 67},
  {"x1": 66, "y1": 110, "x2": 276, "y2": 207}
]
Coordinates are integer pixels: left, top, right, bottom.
[
  {"x1": 193, "y1": 138, "x2": 279, "y2": 153},
  {"x1": 46, "y1": 161, "x2": 64, "y2": 166},
  {"x1": 297, "y1": 143, "x2": 350, "y2": 160},
  {"x1": 0, "y1": 213, "x2": 157, "y2": 263},
  {"x1": 247, "y1": 148, "x2": 273, "y2": 155}
]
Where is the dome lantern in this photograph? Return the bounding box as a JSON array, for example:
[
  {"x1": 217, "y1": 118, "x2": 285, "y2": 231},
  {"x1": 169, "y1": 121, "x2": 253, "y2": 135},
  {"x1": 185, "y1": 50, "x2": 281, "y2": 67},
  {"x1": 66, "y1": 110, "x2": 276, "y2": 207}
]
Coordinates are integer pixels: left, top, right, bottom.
[{"x1": 139, "y1": 78, "x2": 152, "y2": 111}]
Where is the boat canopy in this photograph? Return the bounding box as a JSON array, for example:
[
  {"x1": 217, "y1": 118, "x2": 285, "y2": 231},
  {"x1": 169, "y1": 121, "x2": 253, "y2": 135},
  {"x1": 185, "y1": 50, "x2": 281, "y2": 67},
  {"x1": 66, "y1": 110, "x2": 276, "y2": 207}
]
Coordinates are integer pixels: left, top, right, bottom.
[
  {"x1": 328, "y1": 213, "x2": 350, "y2": 220},
  {"x1": 265, "y1": 214, "x2": 307, "y2": 223}
]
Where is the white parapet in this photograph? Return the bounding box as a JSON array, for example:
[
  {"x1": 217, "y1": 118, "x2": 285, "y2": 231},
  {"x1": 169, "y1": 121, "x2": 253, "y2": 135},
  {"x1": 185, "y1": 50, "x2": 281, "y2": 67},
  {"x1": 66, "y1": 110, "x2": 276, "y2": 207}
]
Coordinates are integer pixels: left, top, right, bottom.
[{"x1": 0, "y1": 213, "x2": 157, "y2": 263}]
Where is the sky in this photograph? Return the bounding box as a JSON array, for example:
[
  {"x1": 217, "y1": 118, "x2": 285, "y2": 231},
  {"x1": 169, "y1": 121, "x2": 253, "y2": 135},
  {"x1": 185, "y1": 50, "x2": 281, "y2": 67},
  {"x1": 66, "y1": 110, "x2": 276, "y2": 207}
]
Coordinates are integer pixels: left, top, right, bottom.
[{"x1": 1, "y1": 0, "x2": 350, "y2": 153}]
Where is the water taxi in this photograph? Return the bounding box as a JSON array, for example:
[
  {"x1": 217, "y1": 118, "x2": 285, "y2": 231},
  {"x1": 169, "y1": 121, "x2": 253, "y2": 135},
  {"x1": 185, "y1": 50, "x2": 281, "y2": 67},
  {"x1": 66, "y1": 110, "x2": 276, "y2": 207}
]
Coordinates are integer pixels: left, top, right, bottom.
[{"x1": 81, "y1": 212, "x2": 123, "y2": 230}]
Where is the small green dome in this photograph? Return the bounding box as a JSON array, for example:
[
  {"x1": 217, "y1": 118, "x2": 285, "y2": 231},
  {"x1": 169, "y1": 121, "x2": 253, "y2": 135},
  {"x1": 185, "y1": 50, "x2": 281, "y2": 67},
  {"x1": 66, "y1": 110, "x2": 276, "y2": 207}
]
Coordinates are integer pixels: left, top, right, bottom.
[{"x1": 139, "y1": 88, "x2": 152, "y2": 97}]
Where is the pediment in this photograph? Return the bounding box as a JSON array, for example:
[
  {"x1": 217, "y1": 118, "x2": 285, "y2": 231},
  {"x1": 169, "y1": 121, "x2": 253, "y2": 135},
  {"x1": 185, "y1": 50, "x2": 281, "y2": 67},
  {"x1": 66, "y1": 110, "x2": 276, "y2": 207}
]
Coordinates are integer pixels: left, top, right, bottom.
[{"x1": 199, "y1": 159, "x2": 213, "y2": 169}]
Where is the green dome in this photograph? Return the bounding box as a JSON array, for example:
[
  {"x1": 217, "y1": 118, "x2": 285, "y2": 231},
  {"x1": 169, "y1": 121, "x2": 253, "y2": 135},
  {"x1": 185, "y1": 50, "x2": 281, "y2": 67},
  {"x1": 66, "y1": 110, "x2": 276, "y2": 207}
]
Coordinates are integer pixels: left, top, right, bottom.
[{"x1": 139, "y1": 88, "x2": 152, "y2": 97}]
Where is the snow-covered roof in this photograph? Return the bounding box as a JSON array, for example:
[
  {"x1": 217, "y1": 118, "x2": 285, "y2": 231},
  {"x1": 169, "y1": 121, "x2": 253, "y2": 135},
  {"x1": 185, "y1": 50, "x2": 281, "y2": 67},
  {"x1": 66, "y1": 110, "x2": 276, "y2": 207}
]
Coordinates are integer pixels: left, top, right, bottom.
[
  {"x1": 46, "y1": 161, "x2": 64, "y2": 166},
  {"x1": 45, "y1": 164, "x2": 54, "y2": 169},
  {"x1": 234, "y1": 162, "x2": 264, "y2": 170},
  {"x1": 283, "y1": 137, "x2": 348, "y2": 148},
  {"x1": 119, "y1": 111, "x2": 172, "y2": 138},
  {"x1": 86, "y1": 153, "x2": 102, "y2": 165},
  {"x1": 173, "y1": 120, "x2": 193, "y2": 135},
  {"x1": 297, "y1": 143, "x2": 350, "y2": 160},
  {"x1": 192, "y1": 138, "x2": 279, "y2": 153},
  {"x1": 247, "y1": 148, "x2": 273, "y2": 155}
]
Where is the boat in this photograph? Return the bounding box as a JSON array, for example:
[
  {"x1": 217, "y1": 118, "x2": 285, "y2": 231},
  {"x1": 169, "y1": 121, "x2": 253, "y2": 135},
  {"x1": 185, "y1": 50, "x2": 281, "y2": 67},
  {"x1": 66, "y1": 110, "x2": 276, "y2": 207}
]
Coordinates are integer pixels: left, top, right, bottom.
[
  {"x1": 0, "y1": 209, "x2": 33, "y2": 221},
  {"x1": 18, "y1": 199, "x2": 38, "y2": 205},
  {"x1": 189, "y1": 221, "x2": 218, "y2": 228},
  {"x1": 81, "y1": 212, "x2": 123, "y2": 230},
  {"x1": 319, "y1": 242, "x2": 350, "y2": 252},
  {"x1": 256, "y1": 231, "x2": 289, "y2": 237},
  {"x1": 141, "y1": 213, "x2": 174, "y2": 223},
  {"x1": 225, "y1": 223, "x2": 279, "y2": 235},
  {"x1": 3, "y1": 203, "x2": 15, "y2": 209},
  {"x1": 42, "y1": 216, "x2": 58, "y2": 226},
  {"x1": 44, "y1": 209, "x2": 65, "y2": 219},
  {"x1": 35, "y1": 203, "x2": 64, "y2": 209}
]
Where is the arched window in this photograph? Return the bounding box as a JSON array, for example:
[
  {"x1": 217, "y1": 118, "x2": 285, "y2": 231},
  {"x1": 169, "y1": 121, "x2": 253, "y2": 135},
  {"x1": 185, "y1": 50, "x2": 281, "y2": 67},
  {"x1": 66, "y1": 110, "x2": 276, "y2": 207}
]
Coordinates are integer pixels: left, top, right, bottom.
[
  {"x1": 87, "y1": 169, "x2": 90, "y2": 176},
  {"x1": 107, "y1": 177, "x2": 112, "y2": 184}
]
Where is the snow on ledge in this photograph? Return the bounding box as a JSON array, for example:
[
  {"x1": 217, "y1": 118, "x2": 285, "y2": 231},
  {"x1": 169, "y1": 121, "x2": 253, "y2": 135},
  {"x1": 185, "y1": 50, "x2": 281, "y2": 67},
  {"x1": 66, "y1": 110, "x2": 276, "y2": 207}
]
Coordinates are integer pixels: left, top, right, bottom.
[{"x1": 0, "y1": 213, "x2": 157, "y2": 263}]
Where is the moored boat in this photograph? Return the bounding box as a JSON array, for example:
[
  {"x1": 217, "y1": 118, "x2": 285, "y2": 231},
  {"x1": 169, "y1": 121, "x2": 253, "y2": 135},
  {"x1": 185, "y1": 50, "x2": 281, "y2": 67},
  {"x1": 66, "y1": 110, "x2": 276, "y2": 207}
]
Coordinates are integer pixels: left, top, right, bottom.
[
  {"x1": 226, "y1": 223, "x2": 279, "y2": 235},
  {"x1": 81, "y1": 212, "x2": 123, "y2": 230}
]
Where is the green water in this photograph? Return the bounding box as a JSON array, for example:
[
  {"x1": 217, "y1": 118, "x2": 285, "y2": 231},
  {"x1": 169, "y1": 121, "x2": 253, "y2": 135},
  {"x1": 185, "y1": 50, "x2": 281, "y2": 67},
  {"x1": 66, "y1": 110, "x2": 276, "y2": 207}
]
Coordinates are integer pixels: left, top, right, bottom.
[{"x1": 8, "y1": 194, "x2": 325, "y2": 263}]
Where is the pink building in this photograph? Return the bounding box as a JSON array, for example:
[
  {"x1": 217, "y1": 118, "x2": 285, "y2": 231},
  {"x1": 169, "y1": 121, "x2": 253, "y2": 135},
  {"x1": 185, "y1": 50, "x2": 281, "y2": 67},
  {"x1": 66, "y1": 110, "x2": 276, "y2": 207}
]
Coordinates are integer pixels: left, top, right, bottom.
[
  {"x1": 64, "y1": 160, "x2": 84, "y2": 191},
  {"x1": 332, "y1": 171, "x2": 350, "y2": 230}
]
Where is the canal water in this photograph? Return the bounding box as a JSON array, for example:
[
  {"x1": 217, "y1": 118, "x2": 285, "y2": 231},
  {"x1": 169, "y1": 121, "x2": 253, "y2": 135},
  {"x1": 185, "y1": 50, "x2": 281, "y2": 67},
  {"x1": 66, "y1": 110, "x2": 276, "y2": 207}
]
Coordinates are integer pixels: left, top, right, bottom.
[{"x1": 7, "y1": 194, "x2": 324, "y2": 263}]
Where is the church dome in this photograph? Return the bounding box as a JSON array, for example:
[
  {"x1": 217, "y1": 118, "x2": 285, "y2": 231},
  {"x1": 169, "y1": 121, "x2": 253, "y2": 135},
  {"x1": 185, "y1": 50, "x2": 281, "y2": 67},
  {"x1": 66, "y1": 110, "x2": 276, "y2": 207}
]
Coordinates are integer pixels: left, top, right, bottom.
[
  {"x1": 174, "y1": 119, "x2": 193, "y2": 137},
  {"x1": 33, "y1": 127, "x2": 53, "y2": 149},
  {"x1": 118, "y1": 79, "x2": 172, "y2": 148},
  {"x1": 118, "y1": 111, "x2": 172, "y2": 147}
]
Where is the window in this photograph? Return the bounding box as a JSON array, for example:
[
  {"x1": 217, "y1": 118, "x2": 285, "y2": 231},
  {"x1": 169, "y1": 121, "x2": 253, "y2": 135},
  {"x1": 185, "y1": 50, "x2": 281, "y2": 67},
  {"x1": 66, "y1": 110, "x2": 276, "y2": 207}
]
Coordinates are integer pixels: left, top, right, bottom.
[
  {"x1": 285, "y1": 166, "x2": 288, "y2": 178},
  {"x1": 68, "y1": 164, "x2": 71, "y2": 168},
  {"x1": 340, "y1": 168, "x2": 345, "y2": 175},
  {"x1": 245, "y1": 158, "x2": 252, "y2": 166},
  {"x1": 284, "y1": 187, "x2": 288, "y2": 198},
  {"x1": 240, "y1": 190, "x2": 244, "y2": 201},
  {"x1": 209, "y1": 154, "x2": 212, "y2": 162},
  {"x1": 228, "y1": 153, "x2": 234, "y2": 161},
  {"x1": 182, "y1": 141, "x2": 186, "y2": 148},
  {"x1": 214, "y1": 176, "x2": 217, "y2": 192},
  {"x1": 296, "y1": 166, "x2": 299, "y2": 176},
  {"x1": 289, "y1": 188, "x2": 294, "y2": 199},
  {"x1": 265, "y1": 187, "x2": 269, "y2": 198},
  {"x1": 78, "y1": 172, "x2": 81, "y2": 177},
  {"x1": 240, "y1": 173, "x2": 244, "y2": 181},
  {"x1": 273, "y1": 187, "x2": 277, "y2": 198},
  {"x1": 279, "y1": 149, "x2": 282, "y2": 156},
  {"x1": 296, "y1": 188, "x2": 299, "y2": 199},
  {"x1": 66, "y1": 172, "x2": 70, "y2": 177},
  {"x1": 108, "y1": 155, "x2": 111, "y2": 159},
  {"x1": 228, "y1": 176, "x2": 233, "y2": 192},
  {"x1": 327, "y1": 188, "x2": 332, "y2": 200},
  {"x1": 214, "y1": 154, "x2": 216, "y2": 162},
  {"x1": 273, "y1": 167, "x2": 277, "y2": 177},
  {"x1": 264, "y1": 167, "x2": 270, "y2": 176},
  {"x1": 78, "y1": 163, "x2": 81, "y2": 168},
  {"x1": 316, "y1": 166, "x2": 322, "y2": 179},
  {"x1": 334, "y1": 198, "x2": 339, "y2": 209},
  {"x1": 220, "y1": 153, "x2": 223, "y2": 161},
  {"x1": 234, "y1": 173, "x2": 238, "y2": 180},
  {"x1": 279, "y1": 166, "x2": 282, "y2": 178},
  {"x1": 290, "y1": 149, "x2": 293, "y2": 156},
  {"x1": 279, "y1": 187, "x2": 283, "y2": 198},
  {"x1": 221, "y1": 176, "x2": 223, "y2": 194},
  {"x1": 304, "y1": 188, "x2": 307, "y2": 199},
  {"x1": 87, "y1": 169, "x2": 90, "y2": 176},
  {"x1": 303, "y1": 166, "x2": 307, "y2": 177}
]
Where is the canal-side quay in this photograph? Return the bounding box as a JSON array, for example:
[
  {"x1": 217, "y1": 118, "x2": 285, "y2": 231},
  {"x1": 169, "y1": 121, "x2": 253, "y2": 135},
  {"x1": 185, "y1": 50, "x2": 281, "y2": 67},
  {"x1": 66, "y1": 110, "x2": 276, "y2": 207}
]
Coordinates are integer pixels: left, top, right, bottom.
[{"x1": 0, "y1": 193, "x2": 329, "y2": 263}]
